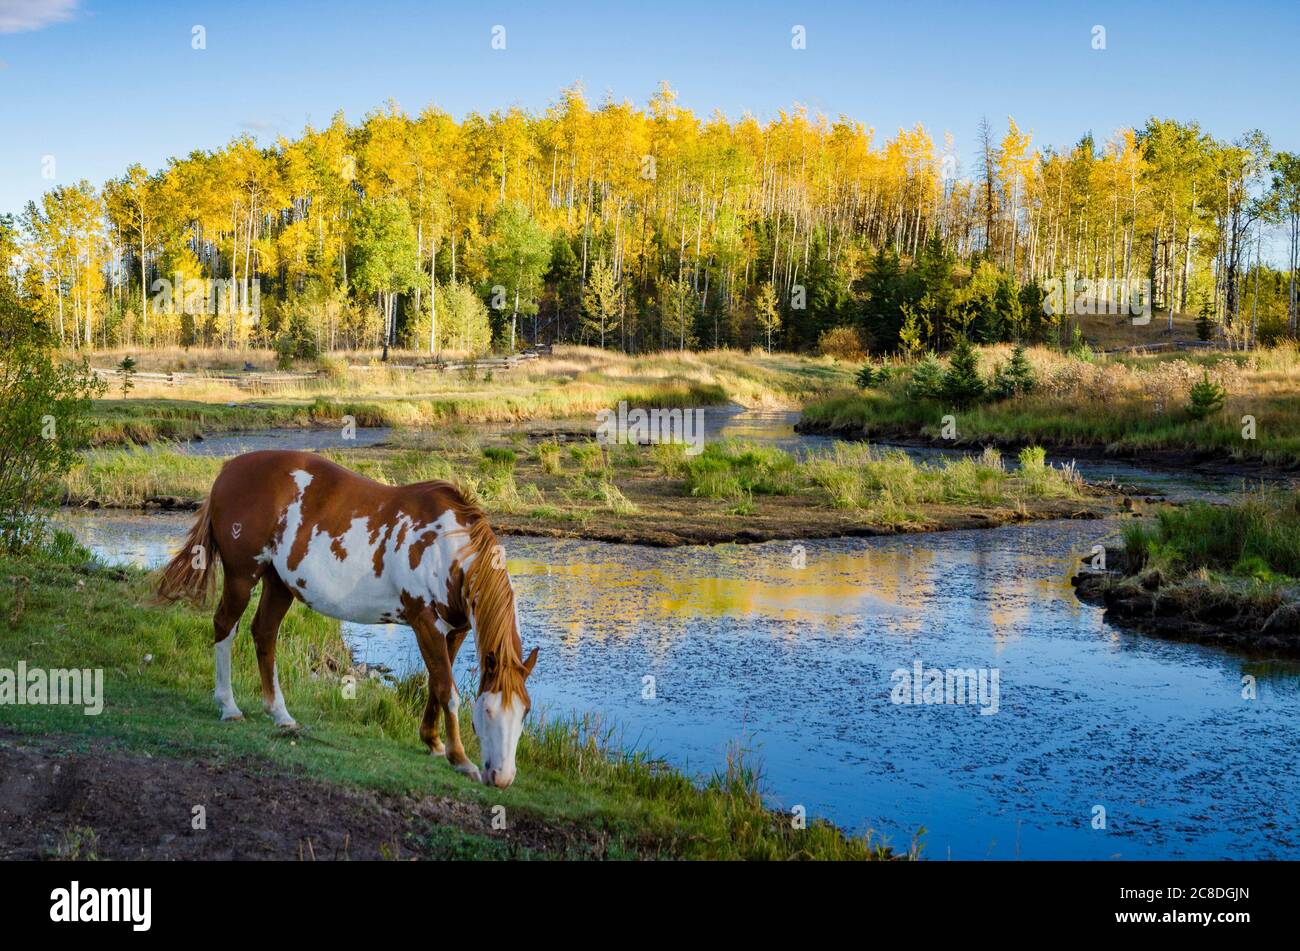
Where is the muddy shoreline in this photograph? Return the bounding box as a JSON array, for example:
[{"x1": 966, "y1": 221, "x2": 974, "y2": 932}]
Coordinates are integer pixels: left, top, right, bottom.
[{"x1": 795, "y1": 418, "x2": 1300, "y2": 485}]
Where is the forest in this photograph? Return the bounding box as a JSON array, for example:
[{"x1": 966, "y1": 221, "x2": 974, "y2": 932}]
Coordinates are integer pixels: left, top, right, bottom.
[{"x1": 3, "y1": 82, "x2": 1299, "y2": 358}]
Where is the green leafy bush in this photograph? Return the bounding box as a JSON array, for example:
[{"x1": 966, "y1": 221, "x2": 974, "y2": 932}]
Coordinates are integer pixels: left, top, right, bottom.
[{"x1": 0, "y1": 292, "x2": 102, "y2": 550}]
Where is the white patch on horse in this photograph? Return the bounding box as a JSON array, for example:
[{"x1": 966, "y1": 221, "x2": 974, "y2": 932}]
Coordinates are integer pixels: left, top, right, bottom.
[
  {"x1": 262, "y1": 661, "x2": 297, "y2": 728},
  {"x1": 267, "y1": 472, "x2": 463, "y2": 626},
  {"x1": 214, "y1": 626, "x2": 242, "y2": 720}
]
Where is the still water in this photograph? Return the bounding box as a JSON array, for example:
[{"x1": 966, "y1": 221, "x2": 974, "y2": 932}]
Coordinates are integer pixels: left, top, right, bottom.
[{"x1": 59, "y1": 506, "x2": 1300, "y2": 860}]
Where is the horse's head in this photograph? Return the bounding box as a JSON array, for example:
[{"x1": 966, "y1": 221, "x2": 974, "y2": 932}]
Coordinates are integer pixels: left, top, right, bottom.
[
  {"x1": 472, "y1": 638, "x2": 538, "y2": 789},
  {"x1": 448, "y1": 503, "x2": 540, "y2": 788}
]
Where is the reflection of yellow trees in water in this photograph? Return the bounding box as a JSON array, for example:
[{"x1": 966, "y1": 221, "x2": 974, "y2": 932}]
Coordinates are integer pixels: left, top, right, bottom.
[
  {"x1": 509, "y1": 545, "x2": 954, "y2": 649},
  {"x1": 937, "y1": 546, "x2": 1082, "y2": 653},
  {"x1": 511, "y1": 539, "x2": 1088, "y2": 655}
]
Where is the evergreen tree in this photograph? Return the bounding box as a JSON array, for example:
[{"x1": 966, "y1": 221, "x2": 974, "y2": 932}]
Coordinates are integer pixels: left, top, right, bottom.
[
  {"x1": 859, "y1": 247, "x2": 906, "y2": 349},
  {"x1": 942, "y1": 337, "x2": 986, "y2": 406},
  {"x1": 1195, "y1": 294, "x2": 1215, "y2": 342},
  {"x1": 1066, "y1": 323, "x2": 1094, "y2": 361},
  {"x1": 907, "y1": 352, "x2": 947, "y2": 400},
  {"x1": 990, "y1": 343, "x2": 1035, "y2": 399},
  {"x1": 1186, "y1": 372, "x2": 1226, "y2": 419}
]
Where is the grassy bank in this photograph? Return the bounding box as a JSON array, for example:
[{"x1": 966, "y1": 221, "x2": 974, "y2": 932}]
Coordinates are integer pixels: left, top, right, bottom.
[
  {"x1": 88, "y1": 346, "x2": 853, "y2": 446},
  {"x1": 1074, "y1": 489, "x2": 1300, "y2": 654},
  {"x1": 0, "y1": 537, "x2": 896, "y2": 859},
  {"x1": 800, "y1": 344, "x2": 1300, "y2": 469},
  {"x1": 62, "y1": 435, "x2": 1108, "y2": 546},
  {"x1": 1121, "y1": 489, "x2": 1300, "y2": 584}
]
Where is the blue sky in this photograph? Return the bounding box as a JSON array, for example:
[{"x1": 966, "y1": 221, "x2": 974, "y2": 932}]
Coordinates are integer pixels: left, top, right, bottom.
[{"x1": 3, "y1": 0, "x2": 1298, "y2": 224}]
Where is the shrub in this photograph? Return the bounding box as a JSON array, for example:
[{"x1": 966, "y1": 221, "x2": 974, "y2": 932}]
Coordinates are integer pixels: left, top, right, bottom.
[
  {"x1": 855, "y1": 363, "x2": 880, "y2": 389},
  {"x1": 117, "y1": 355, "x2": 137, "y2": 397},
  {"x1": 0, "y1": 292, "x2": 103, "y2": 550},
  {"x1": 856, "y1": 362, "x2": 899, "y2": 389},
  {"x1": 274, "y1": 309, "x2": 321, "y2": 368},
  {"x1": 1195, "y1": 296, "x2": 1215, "y2": 342},
  {"x1": 817, "y1": 326, "x2": 867, "y2": 362}
]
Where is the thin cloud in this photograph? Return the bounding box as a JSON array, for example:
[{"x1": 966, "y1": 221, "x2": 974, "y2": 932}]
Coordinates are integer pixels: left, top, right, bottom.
[{"x1": 0, "y1": 0, "x2": 79, "y2": 34}]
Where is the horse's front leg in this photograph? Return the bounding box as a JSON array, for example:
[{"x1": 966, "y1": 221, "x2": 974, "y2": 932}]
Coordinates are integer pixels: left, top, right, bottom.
[
  {"x1": 418, "y1": 622, "x2": 468, "y2": 755},
  {"x1": 411, "y1": 610, "x2": 480, "y2": 783},
  {"x1": 419, "y1": 677, "x2": 445, "y2": 756}
]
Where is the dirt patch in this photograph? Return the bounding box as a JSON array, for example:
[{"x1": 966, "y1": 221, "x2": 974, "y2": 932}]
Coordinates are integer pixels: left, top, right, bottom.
[{"x1": 0, "y1": 733, "x2": 613, "y2": 860}]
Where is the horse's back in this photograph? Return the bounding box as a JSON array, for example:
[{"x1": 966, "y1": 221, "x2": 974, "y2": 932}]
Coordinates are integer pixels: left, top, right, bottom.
[{"x1": 207, "y1": 450, "x2": 464, "y2": 625}]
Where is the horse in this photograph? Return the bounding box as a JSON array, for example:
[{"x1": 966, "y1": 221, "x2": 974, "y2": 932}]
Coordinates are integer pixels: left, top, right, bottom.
[{"x1": 155, "y1": 449, "x2": 538, "y2": 788}]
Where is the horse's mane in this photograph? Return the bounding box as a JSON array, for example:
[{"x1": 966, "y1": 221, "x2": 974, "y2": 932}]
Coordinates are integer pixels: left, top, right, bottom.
[{"x1": 429, "y1": 482, "x2": 527, "y2": 705}]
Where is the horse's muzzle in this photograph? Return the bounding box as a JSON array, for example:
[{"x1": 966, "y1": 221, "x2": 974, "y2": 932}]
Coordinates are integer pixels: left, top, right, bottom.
[{"x1": 483, "y1": 767, "x2": 515, "y2": 789}]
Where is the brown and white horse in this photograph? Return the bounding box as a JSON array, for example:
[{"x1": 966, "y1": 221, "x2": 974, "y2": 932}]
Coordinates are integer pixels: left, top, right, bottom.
[{"x1": 156, "y1": 450, "x2": 538, "y2": 788}]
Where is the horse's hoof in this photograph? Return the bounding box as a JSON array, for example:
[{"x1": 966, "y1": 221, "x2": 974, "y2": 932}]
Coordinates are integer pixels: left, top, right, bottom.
[
  {"x1": 428, "y1": 743, "x2": 446, "y2": 757},
  {"x1": 275, "y1": 719, "x2": 301, "y2": 732},
  {"x1": 221, "y1": 710, "x2": 244, "y2": 722},
  {"x1": 453, "y1": 761, "x2": 482, "y2": 784}
]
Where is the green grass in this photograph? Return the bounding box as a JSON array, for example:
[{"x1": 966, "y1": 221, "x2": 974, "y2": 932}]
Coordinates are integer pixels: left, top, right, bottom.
[
  {"x1": 0, "y1": 536, "x2": 896, "y2": 860},
  {"x1": 680, "y1": 442, "x2": 800, "y2": 499},
  {"x1": 657, "y1": 438, "x2": 1085, "y2": 518},
  {"x1": 1122, "y1": 489, "x2": 1300, "y2": 583}
]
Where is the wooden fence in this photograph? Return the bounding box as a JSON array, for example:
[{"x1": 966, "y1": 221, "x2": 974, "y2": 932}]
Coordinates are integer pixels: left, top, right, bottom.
[
  {"x1": 91, "y1": 368, "x2": 319, "y2": 390},
  {"x1": 91, "y1": 344, "x2": 554, "y2": 389}
]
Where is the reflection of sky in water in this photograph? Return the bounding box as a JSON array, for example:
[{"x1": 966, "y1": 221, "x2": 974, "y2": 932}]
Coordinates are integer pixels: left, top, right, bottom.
[
  {"x1": 61, "y1": 508, "x2": 1300, "y2": 860},
  {"x1": 176, "y1": 426, "x2": 391, "y2": 456}
]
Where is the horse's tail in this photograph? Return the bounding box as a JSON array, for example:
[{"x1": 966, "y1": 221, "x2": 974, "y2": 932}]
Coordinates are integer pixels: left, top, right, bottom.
[{"x1": 155, "y1": 494, "x2": 219, "y2": 606}]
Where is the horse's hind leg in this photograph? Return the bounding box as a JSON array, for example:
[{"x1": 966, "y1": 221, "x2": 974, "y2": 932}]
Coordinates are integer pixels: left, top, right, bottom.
[
  {"x1": 213, "y1": 574, "x2": 254, "y2": 721},
  {"x1": 252, "y1": 572, "x2": 297, "y2": 729}
]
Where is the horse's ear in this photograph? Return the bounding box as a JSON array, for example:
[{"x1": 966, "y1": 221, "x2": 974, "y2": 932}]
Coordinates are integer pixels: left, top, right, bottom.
[{"x1": 522, "y1": 646, "x2": 539, "y2": 677}]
